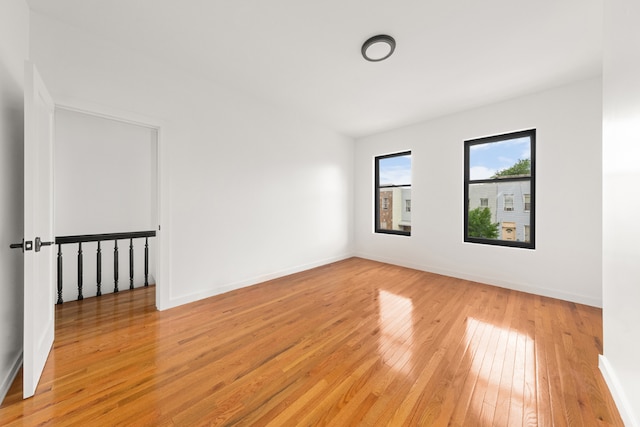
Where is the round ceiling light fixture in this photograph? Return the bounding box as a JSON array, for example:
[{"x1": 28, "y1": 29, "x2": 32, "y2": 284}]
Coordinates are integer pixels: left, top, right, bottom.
[{"x1": 361, "y1": 34, "x2": 396, "y2": 62}]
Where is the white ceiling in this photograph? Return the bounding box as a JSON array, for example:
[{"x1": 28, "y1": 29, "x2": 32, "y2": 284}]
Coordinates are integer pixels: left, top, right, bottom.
[{"x1": 26, "y1": 0, "x2": 603, "y2": 138}]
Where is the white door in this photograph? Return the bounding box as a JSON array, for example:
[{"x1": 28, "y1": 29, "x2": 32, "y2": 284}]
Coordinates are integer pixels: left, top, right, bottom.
[{"x1": 23, "y1": 61, "x2": 56, "y2": 398}]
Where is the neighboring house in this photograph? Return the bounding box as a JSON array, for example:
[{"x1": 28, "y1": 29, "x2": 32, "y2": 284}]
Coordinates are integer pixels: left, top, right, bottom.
[
  {"x1": 495, "y1": 180, "x2": 531, "y2": 242},
  {"x1": 468, "y1": 180, "x2": 531, "y2": 242},
  {"x1": 399, "y1": 188, "x2": 411, "y2": 232},
  {"x1": 467, "y1": 183, "x2": 498, "y2": 222},
  {"x1": 379, "y1": 187, "x2": 411, "y2": 233}
]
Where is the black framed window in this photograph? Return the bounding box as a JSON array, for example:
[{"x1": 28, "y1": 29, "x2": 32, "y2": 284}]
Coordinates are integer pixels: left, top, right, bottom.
[
  {"x1": 464, "y1": 129, "x2": 535, "y2": 249},
  {"x1": 375, "y1": 151, "x2": 411, "y2": 236}
]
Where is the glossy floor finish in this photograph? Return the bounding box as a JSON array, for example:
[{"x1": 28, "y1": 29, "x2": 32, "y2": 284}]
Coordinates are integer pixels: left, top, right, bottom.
[{"x1": 1, "y1": 258, "x2": 622, "y2": 426}]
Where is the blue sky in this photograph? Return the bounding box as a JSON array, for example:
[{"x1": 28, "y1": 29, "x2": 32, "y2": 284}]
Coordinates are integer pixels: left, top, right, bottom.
[
  {"x1": 379, "y1": 154, "x2": 411, "y2": 185},
  {"x1": 377, "y1": 138, "x2": 529, "y2": 185},
  {"x1": 469, "y1": 136, "x2": 530, "y2": 179}
]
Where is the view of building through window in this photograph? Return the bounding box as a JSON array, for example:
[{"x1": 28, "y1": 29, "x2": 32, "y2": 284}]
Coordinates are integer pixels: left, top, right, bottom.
[
  {"x1": 465, "y1": 130, "x2": 535, "y2": 248},
  {"x1": 375, "y1": 152, "x2": 411, "y2": 235}
]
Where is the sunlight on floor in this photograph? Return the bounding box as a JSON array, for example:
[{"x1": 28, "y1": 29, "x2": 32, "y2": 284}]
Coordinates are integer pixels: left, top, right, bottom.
[
  {"x1": 465, "y1": 317, "x2": 536, "y2": 424},
  {"x1": 378, "y1": 290, "x2": 414, "y2": 375}
]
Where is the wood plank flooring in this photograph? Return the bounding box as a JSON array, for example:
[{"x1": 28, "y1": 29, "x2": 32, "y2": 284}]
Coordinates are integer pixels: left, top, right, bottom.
[{"x1": 0, "y1": 257, "x2": 623, "y2": 426}]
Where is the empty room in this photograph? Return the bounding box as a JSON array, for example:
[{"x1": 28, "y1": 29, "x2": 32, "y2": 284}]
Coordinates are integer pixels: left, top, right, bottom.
[{"x1": 1, "y1": 0, "x2": 638, "y2": 425}]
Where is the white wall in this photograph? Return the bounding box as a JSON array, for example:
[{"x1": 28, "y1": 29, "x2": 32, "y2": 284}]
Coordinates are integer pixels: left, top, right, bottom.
[
  {"x1": 355, "y1": 78, "x2": 603, "y2": 307},
  {"x1": 29, "y1": 12, "x2": 354, "y2": 309},
  {"x1": 54, "y1": 109, "x2": 157, "y2": 302},
  {"x1": 601, "y1": 0, "x2": 640, "y2": 424},
  {"x1": 0, "y1": 0, "x2": 28, "y2": 404}
]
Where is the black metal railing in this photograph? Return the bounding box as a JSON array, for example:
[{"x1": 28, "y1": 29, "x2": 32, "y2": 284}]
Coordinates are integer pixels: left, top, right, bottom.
[{"x1": 55, "y1": 230, "x2": 156, "y2": 304}]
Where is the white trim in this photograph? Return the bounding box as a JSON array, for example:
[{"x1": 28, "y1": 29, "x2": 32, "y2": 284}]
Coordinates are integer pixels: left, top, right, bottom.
[
  {"x1": 163, "y1": 253, "x2": 353, "y2": 310},
  {"x1": 52, "y1": 100, "x2": 170, "y2": 311},
  {"x1": 155, "y1": 122, "x2": 171, "y2": 311},
  {"x1": 0, "y1": 352, "x2": 22, "y2": 404},
  {"x1": 54, "y1": 97, "x2": 162, "y2": 129},
  {"x1": 599, "y1": 355, "x2": 639, "y2": 427},
  {"x1": 354, "y1": 252, "x2": 602, "y2": 307}
]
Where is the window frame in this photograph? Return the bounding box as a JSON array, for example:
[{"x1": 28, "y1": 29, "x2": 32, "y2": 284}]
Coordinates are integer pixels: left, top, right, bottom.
[
  {"x1": 463, "y1": 129, "x2": 536, "y2": 249},
  {"x1": 375, "y1": 151, "x2": 411, "y2": 236}
]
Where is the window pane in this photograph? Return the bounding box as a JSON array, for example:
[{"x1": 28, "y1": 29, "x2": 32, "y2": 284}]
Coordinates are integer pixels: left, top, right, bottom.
[
  {"x1": 375, "y1": 152, "x2": 411, "y2": 235},
  {"x1": 378, "y1": 154, "x2": 411, "y2": 186},
  {"x1": 465, "y1": 129, "x2": 535, "y2": 249},
  {"x1": 468, "y1": 181, "x2": 531, "y2": 243},
  {"x1": 378, "y1": 187, "x2": 411, "y2": 233},
  {"x1": 469, "y1": 136, "x2": 531, "y2": 180}
]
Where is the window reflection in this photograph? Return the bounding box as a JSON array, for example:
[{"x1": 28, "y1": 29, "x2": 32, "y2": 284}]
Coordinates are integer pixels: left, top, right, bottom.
[
  {"x1": 378, "y1": 290, "x2": 414, "y2": 375},
  {"x1": 464, "y1": 317, "x2": 535, "y2": 423}
]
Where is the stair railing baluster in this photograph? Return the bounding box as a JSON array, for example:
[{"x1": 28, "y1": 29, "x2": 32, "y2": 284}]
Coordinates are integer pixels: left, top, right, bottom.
[
  {"x1": 114, "y1": 240, "x2": 119, "y2": 293},
  {"x1": 77, "y1": 242, "x2": 84, "y2": 300},
  {"x1": 129, "y1": 238, "x2": 134, "y2": 289},
  {"x1": 96, "y1": 241, "x2": 102, "y2": 296},
  {"x1": 144, "y1": 237, "x2": 149, "y2": 287},
  {"x1": 57, "y1": 244, "x2": 63, "y2": 304}
]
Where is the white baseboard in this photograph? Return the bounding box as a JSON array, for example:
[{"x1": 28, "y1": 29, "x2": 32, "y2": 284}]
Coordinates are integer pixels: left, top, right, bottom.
[
  {"x1": 353, "y1": 252, "x2": 602, "y2": 307},
  {"x1": 599, "y1": 355, "x2": 639, "y2": 427},
  {"x1": 163, "y1": 253, "x2": 354, "y2": 310},
  {"x1": 0, "y1": 352, "x2": 22, "y2": 405}
]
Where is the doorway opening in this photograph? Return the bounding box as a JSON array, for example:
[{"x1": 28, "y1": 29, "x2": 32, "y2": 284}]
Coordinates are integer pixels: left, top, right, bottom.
[{"x1": 54, "y1": 106, "x2": 161, "y2": 307}]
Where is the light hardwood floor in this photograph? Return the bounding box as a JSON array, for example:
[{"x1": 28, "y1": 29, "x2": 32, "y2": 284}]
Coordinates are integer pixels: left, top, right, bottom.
[{"x1": 0, "y1": 257, "x2": 623, "y2": 426}]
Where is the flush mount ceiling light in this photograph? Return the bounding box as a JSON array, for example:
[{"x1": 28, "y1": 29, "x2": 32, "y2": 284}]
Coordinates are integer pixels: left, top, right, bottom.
[{"x1": 361, "y1": 34, "x2": 396, "y2": 62}]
